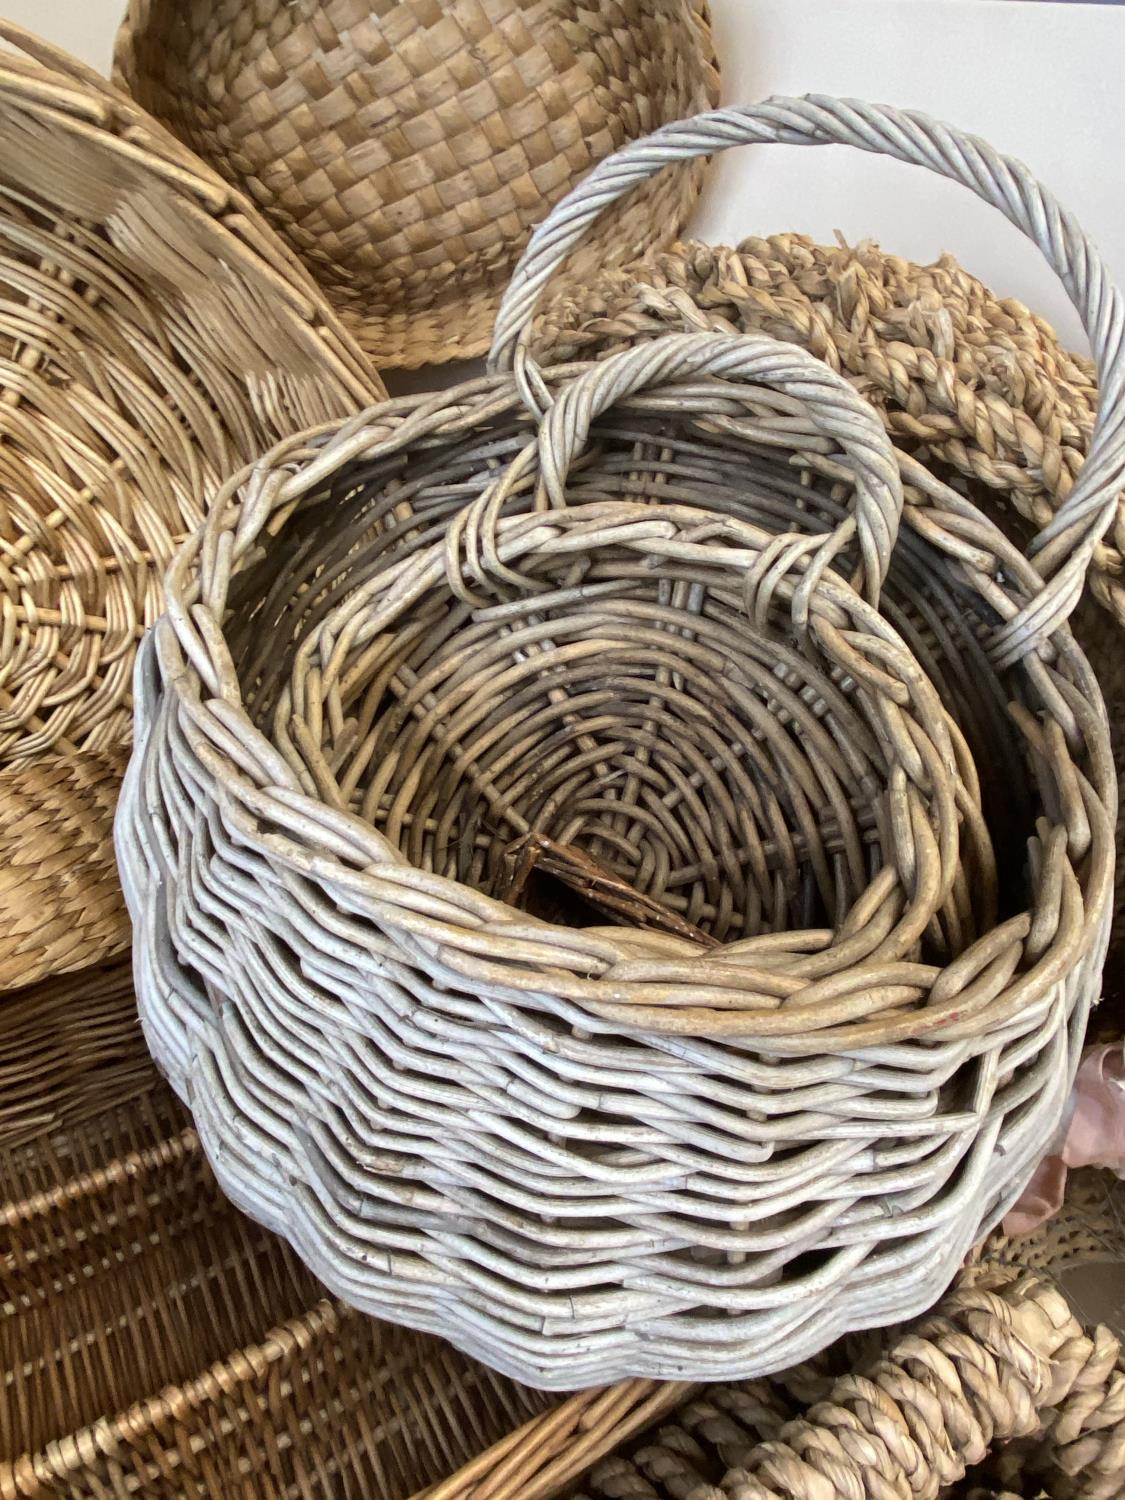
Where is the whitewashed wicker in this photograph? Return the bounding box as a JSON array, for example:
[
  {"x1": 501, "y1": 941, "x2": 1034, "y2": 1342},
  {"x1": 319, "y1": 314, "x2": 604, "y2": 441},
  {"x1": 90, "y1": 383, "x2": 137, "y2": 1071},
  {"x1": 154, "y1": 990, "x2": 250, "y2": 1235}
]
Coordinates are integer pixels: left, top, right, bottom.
[{"x1": 118, "y1": 98, "x2": 1121, "y2": 1388}]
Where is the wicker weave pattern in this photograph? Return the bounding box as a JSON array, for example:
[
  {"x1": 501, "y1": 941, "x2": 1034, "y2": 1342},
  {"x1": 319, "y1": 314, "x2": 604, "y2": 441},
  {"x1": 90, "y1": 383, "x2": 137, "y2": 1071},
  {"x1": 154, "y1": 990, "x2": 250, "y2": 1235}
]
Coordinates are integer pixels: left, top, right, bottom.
[
  {"x1": 117, "y1": 96, "x2": 1118, "y2": 1387},
  {"x1": 14, "y1": 234, "x2": 1125, "y2": 1000},
  {"x1": 114, "y1": 0, "x2": 720, "y2": 368},
  {"x1": 3, "y1": 972, "x2": 1124, "y2": 1497},
  {"x1": 0, "y1": 751, "x2": 130, "y2": 991},
  {"x1": 0, "y1": 26, "x2": 382, "y2": 765}
]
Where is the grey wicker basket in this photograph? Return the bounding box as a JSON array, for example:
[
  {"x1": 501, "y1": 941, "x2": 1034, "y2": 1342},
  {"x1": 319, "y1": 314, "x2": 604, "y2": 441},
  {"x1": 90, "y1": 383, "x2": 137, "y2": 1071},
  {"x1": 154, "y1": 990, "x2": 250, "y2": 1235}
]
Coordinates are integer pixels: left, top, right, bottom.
[{"x1": 118, "y1": 96, "x2": 1120, "y2": 1387}]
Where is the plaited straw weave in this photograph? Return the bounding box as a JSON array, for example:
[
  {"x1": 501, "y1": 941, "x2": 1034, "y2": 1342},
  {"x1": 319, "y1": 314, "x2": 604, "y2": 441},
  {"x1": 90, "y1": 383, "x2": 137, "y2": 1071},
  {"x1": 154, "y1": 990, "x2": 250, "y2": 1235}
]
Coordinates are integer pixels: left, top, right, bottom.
[
  {"x1": 0, "y1": 960, "x2": 683, "y2": 1499},
  {"x1": 112, "y1": 0, "x2": 720, "y2": 368},
  {"x1": 119, "y1": 99, "x2": 1119, "y2": 1387},
  {"x1": 0, "y1": 24, "x2": 382, "y2": 769}
]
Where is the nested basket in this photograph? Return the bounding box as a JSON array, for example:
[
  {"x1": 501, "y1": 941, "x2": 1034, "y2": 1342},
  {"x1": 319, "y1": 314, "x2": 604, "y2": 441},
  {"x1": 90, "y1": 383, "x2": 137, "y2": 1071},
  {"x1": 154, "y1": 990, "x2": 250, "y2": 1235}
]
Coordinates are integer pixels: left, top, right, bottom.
[
  {"x1": 112, "y1": 0, "x2": 720, "y2": 368},
  {"x1": 118, "y1": 99, "x2": 1122, "y2": 1387}
]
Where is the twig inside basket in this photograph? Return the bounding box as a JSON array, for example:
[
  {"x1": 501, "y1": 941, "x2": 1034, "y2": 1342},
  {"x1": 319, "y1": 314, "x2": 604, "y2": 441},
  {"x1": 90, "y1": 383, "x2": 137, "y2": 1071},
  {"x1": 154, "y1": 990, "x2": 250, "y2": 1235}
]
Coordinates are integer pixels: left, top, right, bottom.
[{"x1": 503, "y1": 831, "x2": 721, "y2": 948}]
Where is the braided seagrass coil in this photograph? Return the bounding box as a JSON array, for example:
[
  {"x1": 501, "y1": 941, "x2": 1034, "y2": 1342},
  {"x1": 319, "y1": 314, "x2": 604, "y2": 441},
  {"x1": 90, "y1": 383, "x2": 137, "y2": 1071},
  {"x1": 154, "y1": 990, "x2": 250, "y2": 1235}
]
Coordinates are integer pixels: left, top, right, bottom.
[
  {"x1": 0, "y1": 25, "x2": 381, "y2": 767},
  {"x1": 119, "y1": 96, "x2": 1120, "y2": 1387},
  {"x1": 532, "y1": 232, "x2": 1125, "y2": 629},
  {"x1": 569, "y1": 1268, "x2": 1122, "y2": 1500},
  {"x1": 113, "y1": 0, "x2": 720, "y2": 368}
]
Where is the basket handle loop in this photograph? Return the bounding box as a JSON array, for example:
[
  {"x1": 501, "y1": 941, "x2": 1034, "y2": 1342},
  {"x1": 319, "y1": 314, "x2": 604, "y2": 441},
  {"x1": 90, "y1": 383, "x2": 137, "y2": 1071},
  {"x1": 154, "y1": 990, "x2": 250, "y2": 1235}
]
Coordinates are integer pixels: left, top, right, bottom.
[
  {"x1": 536, "y1": 329, "x2": 903, "y2": 614},
  {"x1": 489, "y1": 99, "x2": 1125, "y2": 663}
]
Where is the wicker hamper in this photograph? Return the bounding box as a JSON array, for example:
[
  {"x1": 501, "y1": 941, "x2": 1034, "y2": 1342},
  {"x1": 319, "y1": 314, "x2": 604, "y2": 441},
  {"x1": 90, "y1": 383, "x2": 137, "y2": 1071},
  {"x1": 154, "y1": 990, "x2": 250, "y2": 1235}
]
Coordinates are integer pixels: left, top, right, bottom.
[
  {"x1": 117, "y1": 99, "x2": 1121, "y2": 1387},
  {"x1": 112, "y1": 0, "x2": 721, "y2": 368},
  {"x1": 0, "y1": 26, "x2": 384, "y2": 984}
]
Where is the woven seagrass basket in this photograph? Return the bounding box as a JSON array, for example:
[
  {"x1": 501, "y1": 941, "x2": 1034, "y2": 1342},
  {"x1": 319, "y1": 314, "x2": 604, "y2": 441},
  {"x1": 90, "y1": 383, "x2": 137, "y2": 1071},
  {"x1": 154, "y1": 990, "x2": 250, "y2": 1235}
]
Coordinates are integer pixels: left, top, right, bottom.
[
  {"x1": 118, "y1": 98, "x2": 1121, "y2": 1387},
  {"x1": 112, "y1": 0, "x2": 720, "y2": 368},
  {"x1": 3, "y1": 957, "x2": 1123, "y2": 1497}
]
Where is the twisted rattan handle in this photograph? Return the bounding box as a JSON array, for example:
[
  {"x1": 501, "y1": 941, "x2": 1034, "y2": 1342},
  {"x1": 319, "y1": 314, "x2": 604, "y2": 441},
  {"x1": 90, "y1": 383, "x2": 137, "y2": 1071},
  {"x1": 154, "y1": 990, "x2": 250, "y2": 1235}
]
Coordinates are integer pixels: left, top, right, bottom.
[
  {"x1": 534, "y1": 330, "x2": 903, "y2": 610},
  {"x1": 490, "y1": 99, "x2": 1125, "y2": 662}
]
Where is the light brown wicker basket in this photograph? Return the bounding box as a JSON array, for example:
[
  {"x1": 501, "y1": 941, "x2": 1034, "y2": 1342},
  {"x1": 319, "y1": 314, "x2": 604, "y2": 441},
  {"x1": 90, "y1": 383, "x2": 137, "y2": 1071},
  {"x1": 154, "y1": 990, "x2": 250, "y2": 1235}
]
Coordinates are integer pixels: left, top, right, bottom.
[
  {"x1": 0, "y1": 957, "x2": 686, "y2": 1499},
  {"x1": 0, "y1": 24, "x2": 382, "y2": 768},
  {"x1": 529, "y1": 232, "x2": 1125, "y2": 1009},
  {"x1": 112, "y1": 0, "x2": 720, "y2": 368},
  {"x1": 117, "y1": 98, "x2": 1119, "y2": 1387}
]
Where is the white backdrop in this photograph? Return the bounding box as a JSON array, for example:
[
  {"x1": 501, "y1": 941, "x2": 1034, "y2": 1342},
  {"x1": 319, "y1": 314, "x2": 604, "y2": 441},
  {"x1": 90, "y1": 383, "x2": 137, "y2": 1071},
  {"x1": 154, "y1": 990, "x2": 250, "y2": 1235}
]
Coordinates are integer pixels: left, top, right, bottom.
[{"x1": 3, "y1": 0, "x2": 1122, "y2": 352}]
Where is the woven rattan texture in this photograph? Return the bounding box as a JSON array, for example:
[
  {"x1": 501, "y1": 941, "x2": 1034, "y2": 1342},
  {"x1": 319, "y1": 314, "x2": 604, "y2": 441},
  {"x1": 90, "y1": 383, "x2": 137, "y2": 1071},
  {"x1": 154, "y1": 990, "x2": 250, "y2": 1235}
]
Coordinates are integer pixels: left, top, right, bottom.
[
  {"x1": 0, "y1": 961, "x2": 693, "y2": 1499},
  {"x1": 13, "y1": 238, "x2": 1125, "y2": 1004},
  {"x1": 117, "y1": 97, "x2": 1120, "y2": 1387},
  {"x1": 0, "y1": 958, "x2": 149, "y2": 1150},
  {"x1": 0, "y1": 750, "x2": 130, "y2": 991},
  {"x1": 113, "y1": 0, "x2": 720, "y2": 368},
  {"x1": 0, "y1": 26, "x2": 382, "y2": 768},
  {"x1": 530, "y1": 233, "x2": 1125, "y2": 1009},
  {"x1": 3, "y1": 972, "x2": 1123, "y2": 1498},
  {"x1": 0, "y1": 1033, "x2": 555, "y2": 1496}
]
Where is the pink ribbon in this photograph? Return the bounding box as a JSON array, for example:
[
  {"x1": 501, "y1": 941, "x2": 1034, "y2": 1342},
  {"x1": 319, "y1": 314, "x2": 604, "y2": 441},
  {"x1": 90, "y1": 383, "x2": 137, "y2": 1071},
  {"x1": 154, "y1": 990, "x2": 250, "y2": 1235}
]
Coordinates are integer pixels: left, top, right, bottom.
[{"x1": 1004, "y1": 1043, "x2": 1125, "y2": 1235}]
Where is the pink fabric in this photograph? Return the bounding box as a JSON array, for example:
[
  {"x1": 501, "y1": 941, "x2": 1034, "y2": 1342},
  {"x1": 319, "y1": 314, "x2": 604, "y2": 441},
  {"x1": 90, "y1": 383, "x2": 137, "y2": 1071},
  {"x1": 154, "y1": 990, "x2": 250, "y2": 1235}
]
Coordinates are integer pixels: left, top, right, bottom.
[{"x1": 1003, "y1": 1044, "x2": 1125, "y2": 1235}]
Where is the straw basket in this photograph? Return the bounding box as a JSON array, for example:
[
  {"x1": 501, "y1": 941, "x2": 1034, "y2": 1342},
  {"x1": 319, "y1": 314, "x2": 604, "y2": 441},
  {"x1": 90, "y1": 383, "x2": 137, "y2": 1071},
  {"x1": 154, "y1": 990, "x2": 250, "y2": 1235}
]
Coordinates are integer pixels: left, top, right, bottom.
[
  {"x1": 112, "y1": 0, "x2": 720, "y2": 368},
  {"x1": 117, "y1": 99, "x2": 1120, "y2": 1387}
]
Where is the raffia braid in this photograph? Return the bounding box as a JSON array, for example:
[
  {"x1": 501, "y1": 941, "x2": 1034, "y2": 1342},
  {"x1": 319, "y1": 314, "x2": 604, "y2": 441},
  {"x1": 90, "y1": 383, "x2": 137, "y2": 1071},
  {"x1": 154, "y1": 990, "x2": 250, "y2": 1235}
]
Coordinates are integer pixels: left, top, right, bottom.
[{"x1": 575, "y1": 1270, "x2": 1118, "y2": 1500}]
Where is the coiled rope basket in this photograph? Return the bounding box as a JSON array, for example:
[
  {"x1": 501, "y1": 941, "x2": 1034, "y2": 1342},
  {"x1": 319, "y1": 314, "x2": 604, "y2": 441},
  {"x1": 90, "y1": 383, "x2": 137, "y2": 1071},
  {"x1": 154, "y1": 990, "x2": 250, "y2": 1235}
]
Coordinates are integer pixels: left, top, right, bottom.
[{"x1": 118, "y1": 98, "x2": 1122, "y2": 1388}]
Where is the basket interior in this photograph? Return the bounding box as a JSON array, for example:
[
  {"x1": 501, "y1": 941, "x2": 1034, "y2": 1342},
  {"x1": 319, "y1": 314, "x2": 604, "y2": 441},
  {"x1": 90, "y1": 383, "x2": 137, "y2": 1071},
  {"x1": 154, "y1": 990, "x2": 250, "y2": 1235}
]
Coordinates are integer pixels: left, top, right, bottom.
[{"x1": 224, "y1": 400, "x2": 1052, "y2": 959}]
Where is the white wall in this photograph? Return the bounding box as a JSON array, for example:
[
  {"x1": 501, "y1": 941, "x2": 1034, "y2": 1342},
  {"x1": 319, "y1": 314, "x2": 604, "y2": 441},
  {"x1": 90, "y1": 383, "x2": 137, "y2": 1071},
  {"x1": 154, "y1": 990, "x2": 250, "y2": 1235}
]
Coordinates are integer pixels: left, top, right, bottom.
[{"x1": 2, "y1": 0, "x2": 1121, "y2": 352}]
